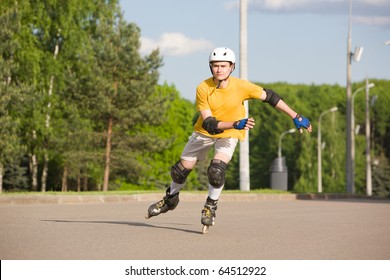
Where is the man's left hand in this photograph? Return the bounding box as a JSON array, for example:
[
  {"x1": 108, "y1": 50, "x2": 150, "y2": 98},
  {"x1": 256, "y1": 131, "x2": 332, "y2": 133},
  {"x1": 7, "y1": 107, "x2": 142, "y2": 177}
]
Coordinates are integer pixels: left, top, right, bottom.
[{"x1": 293, "y1": 114, "x2": 312, "y2": 133}]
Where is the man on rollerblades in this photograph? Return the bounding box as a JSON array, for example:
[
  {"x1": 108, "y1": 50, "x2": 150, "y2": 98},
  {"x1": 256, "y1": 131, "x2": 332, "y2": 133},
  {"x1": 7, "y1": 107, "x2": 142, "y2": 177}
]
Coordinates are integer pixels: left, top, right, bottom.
[{"x1": 145, "y1": 47, "x2": 312, "y2": 233}]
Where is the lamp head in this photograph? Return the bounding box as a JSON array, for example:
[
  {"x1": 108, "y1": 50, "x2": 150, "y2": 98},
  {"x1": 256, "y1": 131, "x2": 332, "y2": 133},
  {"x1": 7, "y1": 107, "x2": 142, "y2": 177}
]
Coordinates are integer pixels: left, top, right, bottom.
[{"x1": 353, "y1": 46, "x2": 364, "y2": 62}]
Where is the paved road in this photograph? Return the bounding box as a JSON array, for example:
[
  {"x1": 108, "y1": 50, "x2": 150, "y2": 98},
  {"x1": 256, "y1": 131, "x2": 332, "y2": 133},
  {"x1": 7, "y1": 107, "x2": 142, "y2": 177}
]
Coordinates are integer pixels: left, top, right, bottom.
[{"x1": 0, "y1": 195, "x2": 389, "y2": 260}]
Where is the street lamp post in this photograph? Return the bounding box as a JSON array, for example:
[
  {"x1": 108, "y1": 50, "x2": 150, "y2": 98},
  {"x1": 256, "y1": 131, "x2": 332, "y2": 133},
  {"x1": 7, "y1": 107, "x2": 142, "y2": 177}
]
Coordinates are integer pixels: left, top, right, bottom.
[
  {"x1": 346, "y1": 0, "x2": 363, "y2": 194},
  {"x1": 317, "y1": 107, "x2": 338, "y2": 193},
  {"x1": 365, "y1": 80, "x2": 375, "y2": 196},
  {"x1": 270, "y1": 128, "x2": 296, "y2": 191},
  {"x1": 364, "y1": 41, "x2": 390, "y2": 195},
  {"x1": 351, "y1": 82, "x2": 374, "y2": 194},
  {"x1": 278, "y1": 128, "x2": 296, "y2": 158},
  {"x1": 352, "y1": 83, "x2": 374, "y2": 134}
]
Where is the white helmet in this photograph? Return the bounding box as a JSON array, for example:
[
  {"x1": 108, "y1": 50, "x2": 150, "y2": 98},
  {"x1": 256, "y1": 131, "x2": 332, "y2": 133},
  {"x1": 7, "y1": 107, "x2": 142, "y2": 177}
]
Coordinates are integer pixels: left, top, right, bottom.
[{"x1": 209, "y1": 47, "x2": 236, "y2": 64}]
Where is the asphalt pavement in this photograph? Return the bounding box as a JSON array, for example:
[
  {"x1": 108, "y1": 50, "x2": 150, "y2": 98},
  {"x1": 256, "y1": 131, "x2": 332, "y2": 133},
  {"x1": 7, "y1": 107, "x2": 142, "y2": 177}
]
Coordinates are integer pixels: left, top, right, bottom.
[{"x1": 0, "y1": 193, "x2": 389, "y2": 260}]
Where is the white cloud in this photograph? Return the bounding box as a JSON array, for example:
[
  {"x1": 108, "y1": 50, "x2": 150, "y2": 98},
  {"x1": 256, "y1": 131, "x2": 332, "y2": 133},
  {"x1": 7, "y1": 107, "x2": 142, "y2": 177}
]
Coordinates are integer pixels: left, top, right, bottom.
[
  {"x1": 260, "y1": 0, "x2": 324, "y2": 11},
  {"x1": 225, "y1": 0, "x2": 390, "y2": 17},
  {"x1": 354, "y1": 15, "x2": 390, "y2": 27},
  {"x1": 140, "y1": 32, "x2": 214, "y2": 56},
  {"x1": 247, "y1": 0, "x2": 390, "y2": 11},
  {"x1": 226, "y1": 0, "x2": 390, "y2": 26},
  {"x1": 241, "y1": 0, "x2": 344, "y2": 13}
]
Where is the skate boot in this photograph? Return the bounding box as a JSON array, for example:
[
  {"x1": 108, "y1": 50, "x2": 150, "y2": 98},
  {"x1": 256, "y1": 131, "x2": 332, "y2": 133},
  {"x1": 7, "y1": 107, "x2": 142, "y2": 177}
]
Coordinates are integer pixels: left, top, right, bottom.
[
  {"x1": 145, "y1": 188, "x2": 179, "y2": 219},
  {"x1": 201, "y1": 197, "x2": 218, "y2": 234}
]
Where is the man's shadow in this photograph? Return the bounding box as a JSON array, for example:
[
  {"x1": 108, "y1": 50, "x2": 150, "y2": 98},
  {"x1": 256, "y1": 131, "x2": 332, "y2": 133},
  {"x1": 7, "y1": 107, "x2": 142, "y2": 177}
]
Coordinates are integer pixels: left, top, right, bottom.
[{"x1": 42, "y1": 219, "x2": 203, "y2": 235}]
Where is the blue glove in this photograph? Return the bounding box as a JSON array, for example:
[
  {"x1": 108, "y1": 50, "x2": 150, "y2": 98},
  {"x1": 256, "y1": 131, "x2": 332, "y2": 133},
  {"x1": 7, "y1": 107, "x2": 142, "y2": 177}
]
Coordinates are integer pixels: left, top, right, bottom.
[
  {"x1": 293, "y1": 114, "x2": 311, "y2": 130},
  {"x1": 233, "y1": 118, "x2": 248, "y2": 130}
]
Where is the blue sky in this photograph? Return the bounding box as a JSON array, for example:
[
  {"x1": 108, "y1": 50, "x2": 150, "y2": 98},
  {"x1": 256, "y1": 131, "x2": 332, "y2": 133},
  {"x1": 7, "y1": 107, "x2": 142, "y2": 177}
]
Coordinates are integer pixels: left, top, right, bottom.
[{"x1": 120, "y1": 0, "x2": 390, "y2": 101}]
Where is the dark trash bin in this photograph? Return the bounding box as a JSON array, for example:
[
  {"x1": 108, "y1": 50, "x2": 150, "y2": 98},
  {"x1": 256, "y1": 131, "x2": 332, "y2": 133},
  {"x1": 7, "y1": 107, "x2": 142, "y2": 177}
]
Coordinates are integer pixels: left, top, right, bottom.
[{"x1": 269, "y1": 157, "x2": 288, "y2": 191}]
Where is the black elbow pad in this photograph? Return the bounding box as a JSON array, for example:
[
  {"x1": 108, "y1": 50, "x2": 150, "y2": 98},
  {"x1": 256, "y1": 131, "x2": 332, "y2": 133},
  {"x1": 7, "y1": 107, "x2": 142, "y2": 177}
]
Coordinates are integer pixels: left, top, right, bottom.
[
  {"x1": 263, "y1": 88, "x2": 282, "y2": 107},
  {"x1": 202, "y1": 116, "x2": 223, "y2": 135}
]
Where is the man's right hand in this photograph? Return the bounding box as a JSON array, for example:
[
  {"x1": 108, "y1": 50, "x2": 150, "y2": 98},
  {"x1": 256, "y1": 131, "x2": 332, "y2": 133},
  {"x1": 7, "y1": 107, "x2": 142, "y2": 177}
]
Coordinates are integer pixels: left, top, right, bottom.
[{"x1": 233, "y1": 117, "x2": 255, "y2": 130}]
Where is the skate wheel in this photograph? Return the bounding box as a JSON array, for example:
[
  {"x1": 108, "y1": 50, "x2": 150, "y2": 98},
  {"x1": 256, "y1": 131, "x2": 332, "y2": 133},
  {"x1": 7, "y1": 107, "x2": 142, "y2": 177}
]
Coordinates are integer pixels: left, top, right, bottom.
[
  {"x1": 202, "y1": 225, "x2": 209, "y2": 234},
  {"x1": 145, "y1": 213, "x2": 151, "y2": 219}
]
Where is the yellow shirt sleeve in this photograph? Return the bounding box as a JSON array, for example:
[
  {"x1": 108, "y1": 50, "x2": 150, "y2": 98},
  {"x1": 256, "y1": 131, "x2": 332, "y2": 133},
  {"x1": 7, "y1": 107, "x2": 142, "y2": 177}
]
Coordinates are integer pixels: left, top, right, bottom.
[{"x1": 195, "y1": 78, "x2": 213, "y2": 112}]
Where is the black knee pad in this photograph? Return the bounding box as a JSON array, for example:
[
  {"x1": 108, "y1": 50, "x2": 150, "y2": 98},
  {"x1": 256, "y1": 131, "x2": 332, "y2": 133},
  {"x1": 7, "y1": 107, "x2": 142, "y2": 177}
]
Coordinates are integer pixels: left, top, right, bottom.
[
  {"x1": 170, "y1": 161, "x2": 192, "y2": 184},
  {"x1": 207, "y1": 159, "x2": 228, "y2": 188}
]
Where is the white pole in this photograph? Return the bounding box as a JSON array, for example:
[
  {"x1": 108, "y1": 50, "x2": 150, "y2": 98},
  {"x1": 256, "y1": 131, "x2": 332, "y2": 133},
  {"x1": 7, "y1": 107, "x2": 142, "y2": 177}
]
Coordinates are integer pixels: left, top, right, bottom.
[
  {"x1": 346, "y1": 0, "x2": 354, "y2": 193},
  {"x1": 317, "y1": 107, "x2": 338, "y2": 193},
  {"x1": 365, "y1": 79, "x2": 372, "y2": 196},
  {"x1": 317, "y1": 115, "x2": 322, "y2": 193},
  {"x1": 239, "y1": 0, "x2": 250, "y2": 191}
]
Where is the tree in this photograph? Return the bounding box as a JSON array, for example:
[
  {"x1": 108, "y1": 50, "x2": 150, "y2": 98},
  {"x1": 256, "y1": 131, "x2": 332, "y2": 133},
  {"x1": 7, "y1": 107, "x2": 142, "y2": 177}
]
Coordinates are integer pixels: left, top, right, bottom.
[
  {"x1": 88, "y1": 8, "x2": 164, "y2": 191},
  {"x1": 226, "y1": 82, "x2": 346, "y2": 193},
  {"x1": 0, "y1": 1, "x2": 32, "y2": 192},
  {"x1": 368, "y1": 80, "x2": 390, "y2": 196},
  {"x1": 131, "y1": 83, "x2": 196, "y2": 190}
]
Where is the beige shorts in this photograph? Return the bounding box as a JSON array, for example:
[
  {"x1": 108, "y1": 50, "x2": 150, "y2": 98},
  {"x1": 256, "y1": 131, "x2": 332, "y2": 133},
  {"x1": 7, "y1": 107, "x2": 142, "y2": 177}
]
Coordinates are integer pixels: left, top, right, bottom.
[{"x1": 180, "y1": 132, "x2": 239, "y2": 162}]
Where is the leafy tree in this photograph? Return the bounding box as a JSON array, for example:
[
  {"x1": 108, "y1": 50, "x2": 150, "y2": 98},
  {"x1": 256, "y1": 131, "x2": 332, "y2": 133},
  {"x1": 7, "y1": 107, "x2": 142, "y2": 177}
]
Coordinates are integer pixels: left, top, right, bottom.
[
  {"x1": 0, "y1": 1, "x2": 31, "y2": 192},
  {"x1": 125, "y1": 83, "x2": 197, "y2": 190},
  {"x1": 226, "y1": 83, "x2": 346, "y2": 193},
  {"x1": 2, "y1": 0, "x2": 390, "y2": 197},
  {"x1": 87, "y1": 7, "x2": 164, "y2": 191}
]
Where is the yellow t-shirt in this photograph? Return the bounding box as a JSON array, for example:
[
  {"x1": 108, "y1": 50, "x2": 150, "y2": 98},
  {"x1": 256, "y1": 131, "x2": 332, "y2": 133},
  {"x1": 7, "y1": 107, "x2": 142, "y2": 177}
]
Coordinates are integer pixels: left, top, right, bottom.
[{"x1": 194, "y1": 76, "x2": 263, "y2": 141}]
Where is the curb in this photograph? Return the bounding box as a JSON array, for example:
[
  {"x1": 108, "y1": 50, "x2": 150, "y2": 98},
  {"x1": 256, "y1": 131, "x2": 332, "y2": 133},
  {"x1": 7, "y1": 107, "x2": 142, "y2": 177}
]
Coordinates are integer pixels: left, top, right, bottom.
[{"x1": 0, "y1": 193, "x2": 386, "y2": 206}]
